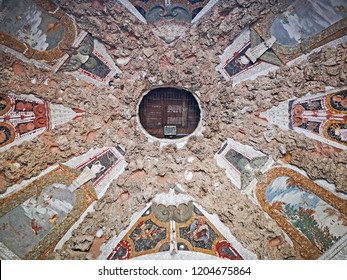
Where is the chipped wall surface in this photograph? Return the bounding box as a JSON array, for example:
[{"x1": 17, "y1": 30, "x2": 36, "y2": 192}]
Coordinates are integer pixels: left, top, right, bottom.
[{"x1": 0, "y1": 0, "x2": 347, "y2": 260}]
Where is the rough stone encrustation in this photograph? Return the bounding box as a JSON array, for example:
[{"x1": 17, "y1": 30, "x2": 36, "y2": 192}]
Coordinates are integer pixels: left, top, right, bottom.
[{"x1": 0, "y1": 0, "x2": 346, "y2": 260}]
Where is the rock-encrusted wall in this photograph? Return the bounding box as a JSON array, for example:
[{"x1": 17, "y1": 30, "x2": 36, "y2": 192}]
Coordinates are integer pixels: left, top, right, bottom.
[{"x1": 0, "y1": 0, "x2": 346, "y2": 260}]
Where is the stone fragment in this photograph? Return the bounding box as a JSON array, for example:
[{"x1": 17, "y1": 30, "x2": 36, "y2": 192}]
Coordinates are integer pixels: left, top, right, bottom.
[
  {"x1": 142, "y1": 48, "x2": 154, "y2": 58},
  {"x1": 70, "y1": 235, "x2": 94, "y2": 252},
  {"x1": 12, "y1": 62, "x2": 25, "y2": 76},
  {"x1": 116, "y1": 57, "x2": 131, "y2": 66}
]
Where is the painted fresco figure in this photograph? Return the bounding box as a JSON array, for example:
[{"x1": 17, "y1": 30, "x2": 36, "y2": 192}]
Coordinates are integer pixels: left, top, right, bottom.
[
  {"x1": 186, "y1": 218, "x2": 210, "y2": 243},
  {"x1": 0, "y1": 124, "x2": 14, "y2": 147},
  {"x1": 0, "y1": 96, "x2": 8, "y2": 111},
  {"x1": 331, "y1": 93, "x2": 347, "y2": 111},
  {"x1": 21, "y1": 183, "x2": 74, "y2": 234},
  {"x1": 134, "y1": 221, "x2": 165, "y2": 242},
  {"x1": 132, "y1": 221, "x2": 166, "y2": 252},
  {"x1": 330, "y1": 123, "x2": 347, "y2": 141}
]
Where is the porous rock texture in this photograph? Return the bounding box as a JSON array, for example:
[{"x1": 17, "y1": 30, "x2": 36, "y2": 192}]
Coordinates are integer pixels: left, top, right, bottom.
[{"x1": 0, "y1": 0, "x2": 346, "y2": 260}]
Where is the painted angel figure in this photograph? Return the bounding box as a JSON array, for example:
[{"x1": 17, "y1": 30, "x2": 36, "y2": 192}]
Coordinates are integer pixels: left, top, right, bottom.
[
  {"x1": 134, "y1": 221, "x2": 165, "y2": 242},
  {"x1": 186, "y1": 218, "x2": 210, "y2": 243}
]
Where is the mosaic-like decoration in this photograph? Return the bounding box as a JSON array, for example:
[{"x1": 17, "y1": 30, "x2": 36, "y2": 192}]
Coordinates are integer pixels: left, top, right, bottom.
[
  {"x1": 0, "y1": 93, "x2": 84, "y2": 153},
  {"x1": 252, "y1": 0, "x2": 347, "y2": 64},
  {"x1": 103, "y1": 189, "x2": 255, "y2": 260},
  {"x1": 119, "y1": 0, "x2": 219, "y2": 43},
  {"x1": 176, "y1": 206, "x2": 243, "y2": 260},
  {"x1": 215, "y1": 138, "x2": 273, "y2": 191},
  {"x1": 59, "y1": 34, "x2": 121, "y2": 86},
  {"x1": 256, "y1": 167, "x2": 347, "y2": 259},
  {"x1": 260, "y1": 88, "x2": 347, "y2": 150},
  {"x1": 0, "y1": 165, "x2": 97, "y2": 259},
  {"x1": 64, "y1": 147, "x2": 127, "y2": 199},
  {"x1": 107, "y1": 206, "x2": 171, "y2": 259}
]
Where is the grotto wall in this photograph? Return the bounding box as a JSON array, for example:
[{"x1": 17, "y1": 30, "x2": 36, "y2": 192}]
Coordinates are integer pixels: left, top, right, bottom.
[{"x1": 0, "y1": 0, "x2": 346, "y2": 260}]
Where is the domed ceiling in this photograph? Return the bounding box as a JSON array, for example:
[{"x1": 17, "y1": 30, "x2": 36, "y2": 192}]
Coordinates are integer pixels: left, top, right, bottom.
[{"x1": 0, "y1": 0, "x2": 346, "y2": 260}]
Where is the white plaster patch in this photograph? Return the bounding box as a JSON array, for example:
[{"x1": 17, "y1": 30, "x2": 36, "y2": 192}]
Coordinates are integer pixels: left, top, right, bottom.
[
  {"x1": 64, "y1": 146, "x2": 127, "y2": 199},
  {"x1": 184, "y1": 170, "x2": 193, "y2": 181},
  {"x1": 215, "y1": 138, "x2": 273, "y2": 191},
  {"x1": 216, "y1": 27, "x2": 279, "y2": 85},
  {"x1": 153, "y1": 188, "x2": 194, "y2": 207}
]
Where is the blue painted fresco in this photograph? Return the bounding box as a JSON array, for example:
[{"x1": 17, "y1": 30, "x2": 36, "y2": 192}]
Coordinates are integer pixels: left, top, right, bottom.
[{"x1": 271, "y1": 0, "x2": 347, "y2": 46}]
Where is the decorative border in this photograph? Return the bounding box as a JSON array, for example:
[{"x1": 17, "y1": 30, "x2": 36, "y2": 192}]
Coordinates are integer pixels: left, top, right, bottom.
[
  {"x1": 107, "y1": 213, "x2": 171, "y2": 259},
  {"x1": 67, "y1": 146, "x2": 127, "y2": 199},
  {"x1": 324, "y1": 89, "x2": 347, "y2": 115},
  {"x1": 256, "y1": 167, "x2": 347, "y2": 259},
  {"x1": 176, "y1": 213, "x2": 242, "y2": 259},
  {"x1": 0, "y1": 94, "x2": 12, "y2": 116},
  {"x1": 0, "y1": 164, "x2": 97, "y2": 259},
  {"x1": 0, "y1": 122, "x2": 16, "y2": 148},
  {"x1": 322, "y1": 120, "x2": 347, "y2": 148}
]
